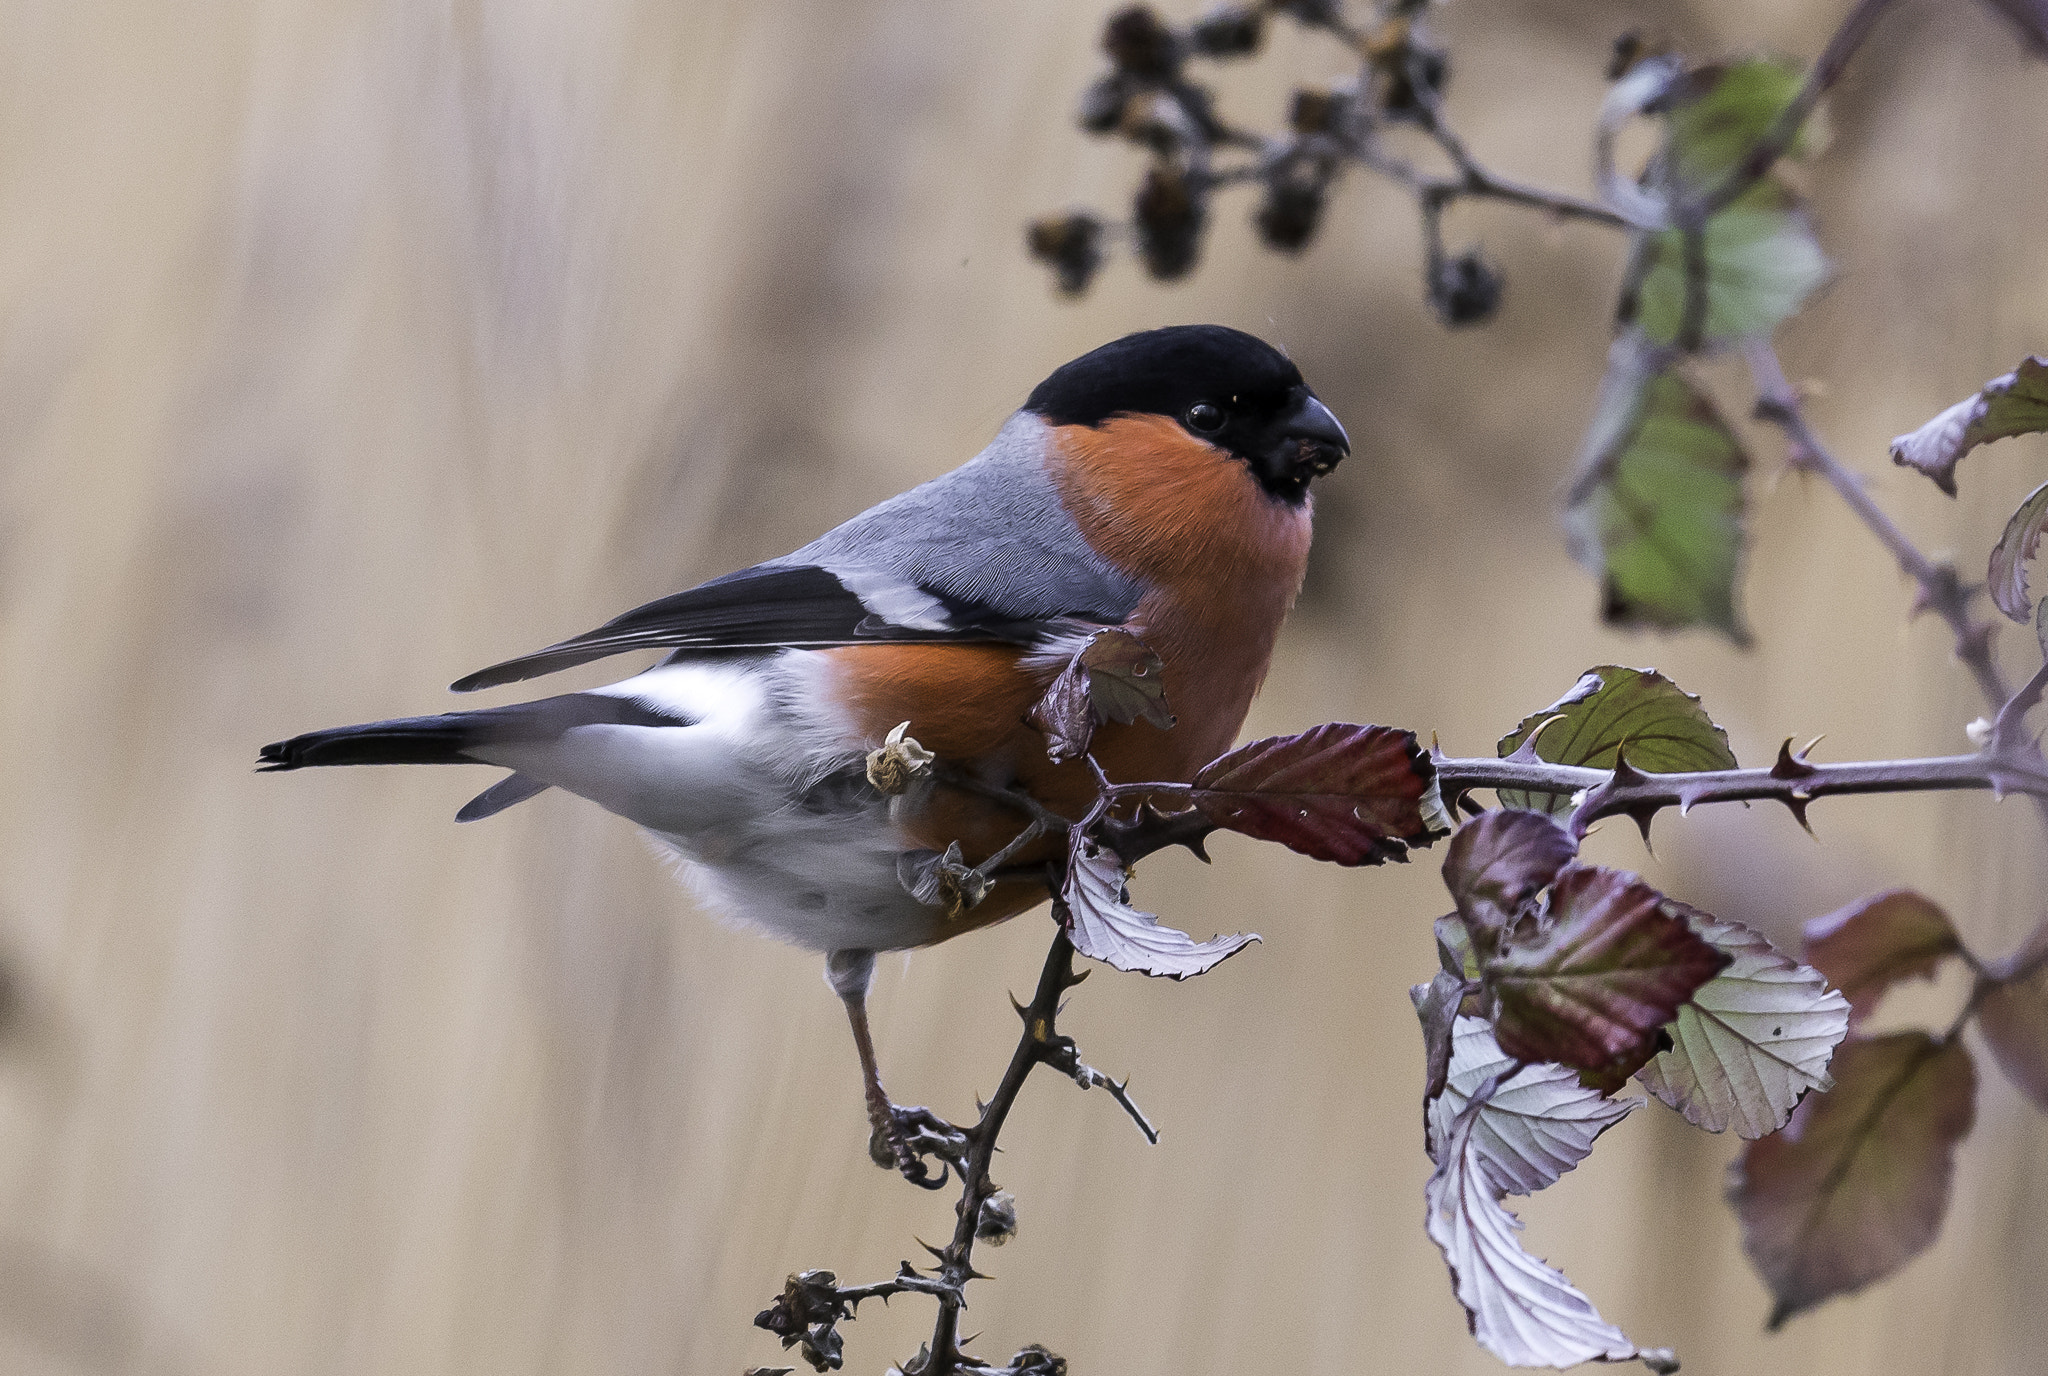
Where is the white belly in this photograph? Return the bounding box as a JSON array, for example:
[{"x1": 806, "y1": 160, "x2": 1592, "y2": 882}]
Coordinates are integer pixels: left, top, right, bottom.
[{"x1": 477, "y1": 653, "x2": 948, "y2": 951}]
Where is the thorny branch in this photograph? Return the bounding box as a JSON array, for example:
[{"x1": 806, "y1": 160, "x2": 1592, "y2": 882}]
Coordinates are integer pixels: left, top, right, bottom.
[{"x1": 757, "y1": 923, "x2": 1154, "y2": 1376}]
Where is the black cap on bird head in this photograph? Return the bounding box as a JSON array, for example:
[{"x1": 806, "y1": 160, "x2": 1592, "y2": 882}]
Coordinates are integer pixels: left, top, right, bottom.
[{"x1": 1024, "y1": 324, "x2": 1350, "y2": 504}]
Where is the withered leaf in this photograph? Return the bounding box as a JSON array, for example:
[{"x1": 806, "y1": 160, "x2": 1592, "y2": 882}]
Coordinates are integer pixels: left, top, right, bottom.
[
  {"x1": 1026, "y1": 629, "x2": 1174, "y2": 762},
  {"x1": 1975, "y1": 955, "x2": 2048, "y2": 1111},
  {"x1": 1440, "y1": 810, "x2": 1578, "y2": 952},
  {"x1": 1424, "y1": 1073, "x2": 1644, "y2": 1368},
  {"x1": 1889, "y1": 355, "x2": 2048, "y2": 496},
  {"x1": 1429, "y1": 1017, "x2": 1640, "y2": 1195},
  {"x1": 1186, "y1": 723, "x2": 1450, "y2": 865},
  {"x1": 1636, "y1": 903, "x2": 1849, "y2": 1138},
  {"x1": 1481, "y1": 866, "x2": 1729, "y2": 1081},
  {"x1": 1731, "y1": 1032, "x2": 1977, "y2": 1328},
  {"x1": 1497, "y1": 665, "x2": 1737, "y2": 815},
  {"x1": 1801, "y1": 889, "x2": 1961, "y2": 1027},
  {"x1": 1061, "y1": 834, "x2": 1258, "y2": 980},
  {"x1": 1564, "y1": 339, "x2": 1751, "y2": 642},
  {"x1": 1414, "y1": 971, "x2": 1469, "y2": 1105},
  {"x1": 1988, "y1": 479, "x2": 2048, "y2": 623}
]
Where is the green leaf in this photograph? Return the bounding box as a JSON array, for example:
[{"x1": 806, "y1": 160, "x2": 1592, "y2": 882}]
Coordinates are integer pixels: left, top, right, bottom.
[
  {"x1": 1801, "y1": 889, "x2": 1962, "y2": 1028},
  {"x1": 1731, "y1": 1032, "x2": 1977, "y2": 1328},
  {"x1": 1889, "y1": 355, "x2": 2048, "y2": 495},
  {"x1": 1497, "y1": 665, "x2": 1738, "y2": 815},
  {"x1": 1989, "y1": 478, "x2": 2048, "y2": 623},
  {"x1": 1636, "y1": 903, "x2": 1850, "y2": 1138},
  {"x1": 1662, "y1": 59, "x2": 1820, "y2": 196},
  {"x1": 1627, "y1": 182, "x2": 1830, "y2": 348},
  {"x1": 1564, "y1": 343, "x2": 1751, "y2": 642}
]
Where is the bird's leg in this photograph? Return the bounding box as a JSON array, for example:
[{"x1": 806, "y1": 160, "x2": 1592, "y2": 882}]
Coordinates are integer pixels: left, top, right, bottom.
[{"x1": 824, "y1": 949, "x2": 965, "y2": 1190}]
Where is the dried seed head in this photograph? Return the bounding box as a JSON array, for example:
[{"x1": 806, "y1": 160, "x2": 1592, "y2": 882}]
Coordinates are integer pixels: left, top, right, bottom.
[
  {"x1": 1027, "y1": 213, "x2": 1106, "y2": 295},
  {"x1": 1133, "y1": 165, "x2": 1205, "y2": 280},
  {"x1": 976, "y1": 1190, "x2": 1019, "y2": 1245},
  {"x1": 1189, "y1": 5, "x2": 1264, "y2": 57},
  {"x1": 866, "y1": 722, "x2": 935, "y2": 795},
  {"x1": 1430, "y1": 248, "x2": 1503, "y2": 326},
  {"x1": 1102, "y1": 5, "x2": 1181, "y2": 80}
]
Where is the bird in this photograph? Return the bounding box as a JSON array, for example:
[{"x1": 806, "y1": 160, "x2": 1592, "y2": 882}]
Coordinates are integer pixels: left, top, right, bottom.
[{"x1": 259, "y1": 324, "x2": 1349, "y2": 1182}]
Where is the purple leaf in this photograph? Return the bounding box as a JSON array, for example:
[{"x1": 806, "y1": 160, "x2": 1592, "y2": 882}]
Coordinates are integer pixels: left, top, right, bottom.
[
  {"x1": 1802, "y1": 889, "x2": 1961, "y2": 1028},
  {"x1": 1441, "y1": 810, "x2": 1578, "y2": 951},
  {"x1": 1635, "y1": 904, "x2": 1849, "y2": 1138},
  {"x1": 1731, "y1": 1032, "x2": 1977, "y2": 1328},
  {"x1": 1889, "y1": 355, "x2": 2048, "y2": 495},
  {"x1": 1061, "y1": 835, "x2": 1257, "y2": 980},
  {"x1": 1481, "y1": 867, "x2": 1730, "y2": 1083},
  {"x1": 1424, "y1": 1071, "x2": 1645, "y2": 1368},
  {"x1": 1187, "y1": 723, "x2": 1450, "y2": 865},
  {"x1": 1976, "y1": 952, "x2": 2048, "y2": 1111},
  {"x1": 1026, "y1": 629, "x2": 1174, "y2": 762},
  {"x1": 1989, "y1": 479, "x2": 2048, "y2": 622}
]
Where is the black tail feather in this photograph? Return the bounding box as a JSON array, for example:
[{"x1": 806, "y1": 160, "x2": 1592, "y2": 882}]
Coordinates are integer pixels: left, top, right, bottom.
[
  {"x1": 258, "y1": 692, "x2": 694, "y2": 773},
  {"x1": 258, "y1": 714, "x2": 479, "y2": 771}
]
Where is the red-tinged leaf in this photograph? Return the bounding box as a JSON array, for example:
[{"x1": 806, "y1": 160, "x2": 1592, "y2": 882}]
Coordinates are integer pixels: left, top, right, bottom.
[
  {"x1": 1636, "y1": 904, "x2": 1850, "y2": 1138},
  {"x1": 1061, "y1": 835, "x2": 1258, "y2": 980},
  {"x1": 1481, "y1": 866, "x2": 1730, "y2": 1079},
  {"x1": 1976, "y1": 961, "x2": 2048, "y2": 1111},
  {"x1": 1026, "y1": 629, "x2": 1174, "y2": 762},
  {"x1": 1731, "y1": 1032, "x2": 1977, "y2": 1328},
  {"x1": 1424, "y1": 1073, "x2": 1645, "y2": 1368},
  {"x1": 1889, "y1": 355, "x2": 2048, "y2": 495},
  {"x1": 1188, "y1": 723, "x2": 1450, "y2": 865},
  {"x1": 1989, "y1": 479, "x2": 2048, "y2": 622},
  {"x1": 1802, "y1": 889, "x2": 1962, "y2": 1027},
  {"x1": 1980, "y1": 0, "x2": 2048, "y2": 61},
  {"x1": 1441, "y1": 810, "x2": 1578, "y2": 953}
]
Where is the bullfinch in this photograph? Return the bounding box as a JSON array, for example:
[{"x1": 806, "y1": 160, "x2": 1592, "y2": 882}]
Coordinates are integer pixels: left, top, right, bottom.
[{"x1": 259, "y1": 324, "x2": 1350, "y2": 1179}]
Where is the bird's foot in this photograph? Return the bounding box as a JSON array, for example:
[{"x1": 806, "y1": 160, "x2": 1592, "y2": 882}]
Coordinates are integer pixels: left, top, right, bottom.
[{"x1": 867, "y1": 1102, "x2": 968, "y2": 1190}]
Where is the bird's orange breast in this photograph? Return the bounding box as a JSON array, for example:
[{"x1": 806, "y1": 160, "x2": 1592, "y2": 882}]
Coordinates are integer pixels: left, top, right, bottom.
[{"x1": 821, "y1": 413, "x2": 1312, "y2": 933}]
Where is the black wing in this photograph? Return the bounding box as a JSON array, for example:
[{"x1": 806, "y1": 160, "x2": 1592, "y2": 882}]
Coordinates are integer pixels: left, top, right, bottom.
[{"x1": 450, "y1": 564, "x2": 1010, "y2": 692}]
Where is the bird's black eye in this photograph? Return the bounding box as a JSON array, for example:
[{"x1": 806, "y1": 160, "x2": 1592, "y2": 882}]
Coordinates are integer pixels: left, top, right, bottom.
[{"x1": 1185, "y1": 401, "x2": 1226, "y2": 434}]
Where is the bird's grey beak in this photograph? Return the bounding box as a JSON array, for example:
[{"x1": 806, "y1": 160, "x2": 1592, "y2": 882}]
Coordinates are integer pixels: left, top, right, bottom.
[{"x1": 1256, "y1": 390, "x2": 1350, "y2": 499}]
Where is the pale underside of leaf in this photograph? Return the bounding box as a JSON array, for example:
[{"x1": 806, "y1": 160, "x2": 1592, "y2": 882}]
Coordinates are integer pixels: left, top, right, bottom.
[
  {"x1": 1635, "y1": 910, "x2": 1849, "y2": 1137},
  {"x1": 1061, "y1": 837, "x2": 1258, "y2": 980},
  {"x1": 1989, "y1": 478, "x2": 2048, "y2": 623},
  {"x1": 1426, "y1": 1074, "x2": 1643, "y2": 1368},
  {"x1": 1889, "y1": 355, "x2": 2048, "y2": 495},
  {"x1": 1430, "y1": 1018, "x2": 1639, "y2": 1194}
]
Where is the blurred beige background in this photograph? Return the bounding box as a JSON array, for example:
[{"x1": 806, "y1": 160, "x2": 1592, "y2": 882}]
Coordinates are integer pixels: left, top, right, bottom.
[{"x1": 2, "y1": 0, "x2": 2046, "y2": 1372}]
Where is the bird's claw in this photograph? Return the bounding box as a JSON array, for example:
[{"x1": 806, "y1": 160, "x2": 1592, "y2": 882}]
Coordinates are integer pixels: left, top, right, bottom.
[{"x1": 868, "y1": 1103, "x2": 968, "y2": 1190}]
